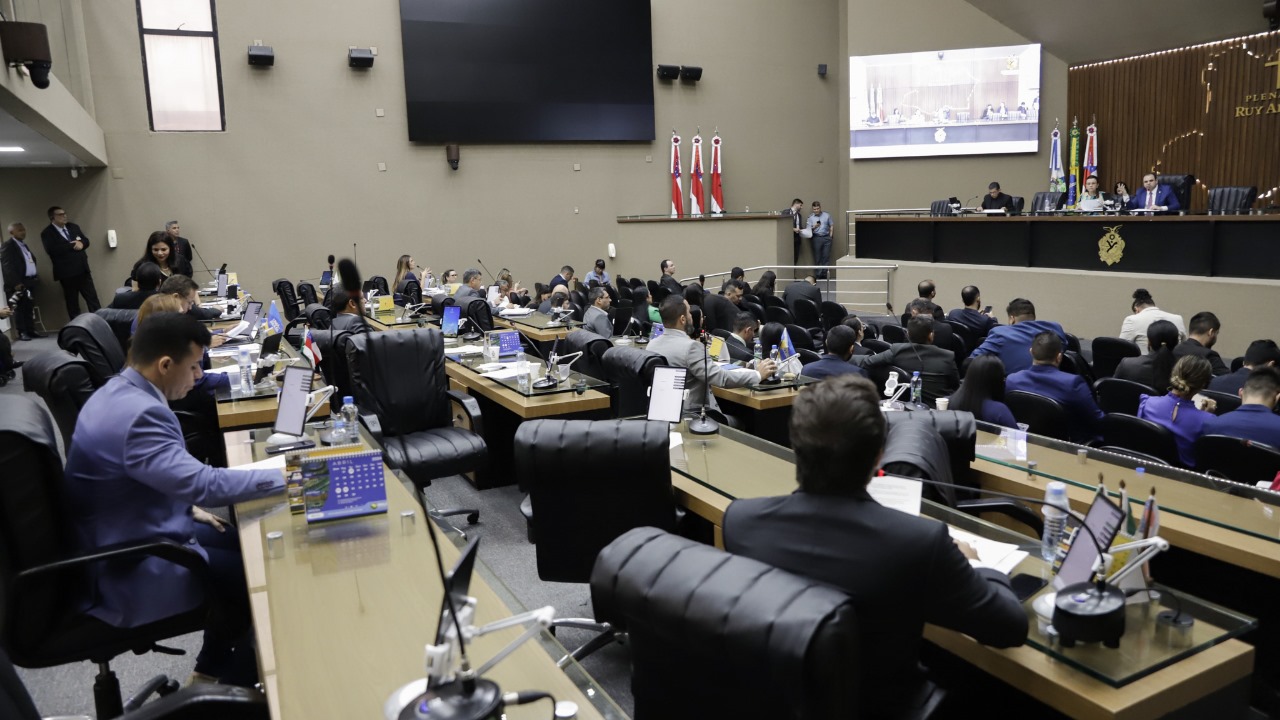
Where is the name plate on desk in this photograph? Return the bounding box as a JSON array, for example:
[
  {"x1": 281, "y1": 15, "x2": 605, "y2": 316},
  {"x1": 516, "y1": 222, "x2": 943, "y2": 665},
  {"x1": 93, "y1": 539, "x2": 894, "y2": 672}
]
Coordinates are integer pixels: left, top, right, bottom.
[{"x1": 286, "y1": 448, "x2": 387, "y2": 522}]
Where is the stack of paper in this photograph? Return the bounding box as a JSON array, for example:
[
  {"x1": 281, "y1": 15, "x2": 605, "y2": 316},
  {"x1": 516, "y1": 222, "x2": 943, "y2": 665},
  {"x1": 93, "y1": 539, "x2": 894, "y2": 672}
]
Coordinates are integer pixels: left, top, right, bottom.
[{"x1": 948, "y1": 527, "x2": 1028, "y2": 575}]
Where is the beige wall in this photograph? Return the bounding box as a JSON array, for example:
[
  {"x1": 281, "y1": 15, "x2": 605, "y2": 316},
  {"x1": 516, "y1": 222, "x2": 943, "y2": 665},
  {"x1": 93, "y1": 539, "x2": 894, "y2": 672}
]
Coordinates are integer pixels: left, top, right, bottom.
[
  {"x1": 1, "y1": 0, "x2": 842, "y2": 327},
  {"x1": 841, "y1": 0, "x2": 1069, "y2": 213},
  {"x1": 849, "y1": 257, "x2": 1278, "y2": 359}
]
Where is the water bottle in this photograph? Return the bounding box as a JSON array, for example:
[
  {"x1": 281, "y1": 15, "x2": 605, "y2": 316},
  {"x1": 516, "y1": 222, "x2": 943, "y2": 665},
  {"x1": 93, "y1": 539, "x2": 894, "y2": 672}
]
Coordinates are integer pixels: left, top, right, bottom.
[
  {"x1": 237, "y1": 347, "x2": 252, "y2": 392},
  {"x1": 1042, "y1": 481, "x2": 1068, "y2": 562},
  {"x1": 340, "y1": 395, "x2": 359, "y2": 442},
  {"x1": 753, "y1": 338, "x2": 763, "y2": 362},
  {"x1": 331, "y1": 419, "x2": 347, "y2": 444},
  {"x1": 516, "y1": 352, "x2": 531, "y2": 393},
  {"x1": 909, "y1": 371, "x2": 923, "y2": 406}
]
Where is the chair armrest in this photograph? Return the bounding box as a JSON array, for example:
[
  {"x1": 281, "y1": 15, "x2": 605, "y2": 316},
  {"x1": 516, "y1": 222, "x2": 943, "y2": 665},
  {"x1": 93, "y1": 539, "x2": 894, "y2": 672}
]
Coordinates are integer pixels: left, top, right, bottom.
[
  {"x1": 123, "y1": 684, "x2": 268, "y2": 720},
  {"x1": 447, "y1": 389, "x2": 484, "y2": 436},
  {"x1": 955, "y1": 498, "x2": 1044, "y2": 538},
  {"x1": 14, "y1": 539, "x2": 208, "y2": 590},
  {"x1": 359, "y1": 411, "x2": 383, "y2": 443}
]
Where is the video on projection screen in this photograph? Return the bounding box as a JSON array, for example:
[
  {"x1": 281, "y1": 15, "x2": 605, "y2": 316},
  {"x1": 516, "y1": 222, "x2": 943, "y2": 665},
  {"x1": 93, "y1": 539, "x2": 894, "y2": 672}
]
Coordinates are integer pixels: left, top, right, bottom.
[{"x1": 849, "y1": 44, "x2": 1041, "y2": 159}]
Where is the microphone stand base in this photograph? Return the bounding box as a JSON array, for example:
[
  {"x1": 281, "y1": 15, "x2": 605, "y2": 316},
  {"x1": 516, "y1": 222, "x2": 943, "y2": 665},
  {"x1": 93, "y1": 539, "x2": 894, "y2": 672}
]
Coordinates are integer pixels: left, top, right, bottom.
[
  {"x1": 386, "y1": 678, "x2": 503, "y2": 720},
  {"x1": 532, "y1": 377, "x2": 560, "y2": 390},
  {"x1": 687, "y1": 415, "x2": 720, "y2": 435}
]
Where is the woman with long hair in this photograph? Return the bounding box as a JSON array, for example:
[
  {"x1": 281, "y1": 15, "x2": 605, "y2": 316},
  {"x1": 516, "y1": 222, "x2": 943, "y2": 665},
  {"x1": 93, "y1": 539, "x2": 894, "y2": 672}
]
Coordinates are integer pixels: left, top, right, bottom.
[
  {"x1": 1137, "y1": 355, "x2": 1216, "y2": 467},
  {"x1": 393, "y1": 255, "x2": 427, "y2": 293},
  {"x1": 131, "y1": 231, "x2": 192, "y2": 284},
  {"x1": 752, "y1": 270, "x2": 777, "y2": 299},
  {"x1": 1114, "y1": 319, "x2": 1179, "y2": 391},
  {"x1": 946, "y1": 355, "x2": 1016, "y2": 428}
]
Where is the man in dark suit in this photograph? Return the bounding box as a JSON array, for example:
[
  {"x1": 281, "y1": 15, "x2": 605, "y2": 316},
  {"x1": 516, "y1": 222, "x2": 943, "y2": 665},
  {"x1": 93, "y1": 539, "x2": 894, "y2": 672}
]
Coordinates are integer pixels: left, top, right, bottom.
[
  {"x1": 1202, "y1": 367, "x2": 1280, "y2": 448},
  {"x1": 1174, "y1": 311, "x2": 1229, "y2": 377},
  {"x1": 785, "y1": 197, "x2": 804, "y2": 264},
  {"x1": 2, "y1": 221, "x2": 45, "y2": 340},
  {"x1": 907, "y1": 298, "x2": 956, "y2": 354},
  {"x1": 723, "y1": 374, "x2": 1027, "y2": 719},
  {"x1": 841, "y1": 315, "x2": 873, "y2": 356},
  {"x1": 657, "y1": 259, "x2": 683, "y2": 297},
  {"x1": 723, "y1": 311, "x2": 757, "y2": 363},
  {"x1": 165, "y1": 220, "x2": 193, "y2": 264},
  {"x1": 1006, "y1": 332, "x2": 1103, "y2": 443},
  {"x1": 1209, "y1": 340, "x2": 1280, "y2": 395},
  {"x1": 947, "y1": 284, "x2": 999, "y2": 338},
  {"x1": 702, "y1": 279, "x2": 745, "y2": 334},
  {"x1": 782, "y1": 275, "x2": 822, "y2": 315},
  {"x1": 851, "y1": 316, "x2": 959, "y2": 406},
  {"x1": 1126, "y1": 173, "x2": 1180, "y2": 214},
  {"x1": 547, "y1": 265, "x2": 574, "y2": 293},
  {"x1": 801, "y1": 325, "x2": 867, "y2": 380},
  {"x1": 980, "y1": 181, "x2": 1015, "y2": 212},
  {"x1": 41, "y1": 205, "x2": 101, "y2": 318},
  {"x1": 109, "y1": 262, "x2": 163, "y2": 310}
]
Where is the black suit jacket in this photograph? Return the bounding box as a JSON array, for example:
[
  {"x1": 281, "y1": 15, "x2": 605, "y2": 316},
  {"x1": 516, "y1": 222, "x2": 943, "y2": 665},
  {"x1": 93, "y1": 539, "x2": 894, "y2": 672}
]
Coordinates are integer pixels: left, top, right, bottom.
[
  {"x1": 108, "y1": 288, "x2": 158, "y2": 310},
  {"x1": 702, "y1": 293, "x2": 740, "y2": 334},
  {"x1": 782, "y1": 281, "x2": 821, "y2": 314},
  {"x1": 1, "y1": 238, "x2": 37, "y2": 291},
  {"x1": 41, "y1": 222, "x2": 92, "y2": 281},
  {"x1": 723, "y1": 333, "x2": 755, "y2": 363},
  {"x1": 1174, "y1": 339, "x2": 1230, "y2": 377},
  {"x1": 172, "y1": 236, "x2": 193, "y2": 263},
  {"x1": 1113, "y1": 354, "x2": 1163, "y2": 390},
  {"x1": 658, "y1": 274, "x2": 683, "y2": 297},
  {"x1": 851, "y1": 342, "x2": 960, "y2": 405},
  {"x1": 724, "y1": 491, "x2": 1026, "y2": 719}
]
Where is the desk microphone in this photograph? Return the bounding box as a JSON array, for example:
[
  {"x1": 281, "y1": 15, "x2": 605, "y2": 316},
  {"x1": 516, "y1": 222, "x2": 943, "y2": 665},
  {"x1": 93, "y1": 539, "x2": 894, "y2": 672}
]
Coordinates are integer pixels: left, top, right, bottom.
[
  {"x1": 963, "y1": 194, "x2": 981, "y2": 210},
  {"x1": 476, "y1": 259, "x2": 496, "y2": 285},
  {"x1": 687, "y1": 330, "x2": 719, "y2": 435},
  {"x1": 190, "y1": 241, "x2": 217, "y2": 278}
]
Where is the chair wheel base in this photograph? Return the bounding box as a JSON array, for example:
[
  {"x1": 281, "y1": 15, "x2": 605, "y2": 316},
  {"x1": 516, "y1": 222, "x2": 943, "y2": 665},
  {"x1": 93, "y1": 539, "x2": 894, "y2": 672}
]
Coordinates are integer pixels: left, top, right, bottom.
[{"x1": 466, "y1": 512, "x2": 480, "y2": 525}]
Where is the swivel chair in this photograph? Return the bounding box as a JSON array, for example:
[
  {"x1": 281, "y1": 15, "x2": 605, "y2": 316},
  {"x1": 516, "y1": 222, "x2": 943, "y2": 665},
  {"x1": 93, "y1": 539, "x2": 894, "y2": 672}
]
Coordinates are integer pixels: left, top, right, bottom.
[
  {"x1": 22, "y1": 350, "x2": 98, "y2": 449},
  {"x1": 591, "y1": 527, "x2": 859, "y2": 720},
  {"x1": 94, "y1": 308, "x2": 138, "y2": 356},
  {"x1": 1100, "y1": 413, "x2": 1182, "y2": 467},
  {"x1": 930, "y1": 199, "x2": 955, "y2": 216},
  {"x1": 1156, "y1": 173, "x2": 1195, "y2": 212},
  {"x1": 1094, "y1": 378, "x2": 1157, "y2": 416},
  {"x1": 58, "y1": 312, "x2": 126, "y2": 385},
  {"x1": 1207, "y1": 186, "x2": 1257, "y2": 215},
  {"x1": 345, "y1": 329, "x2": 485, "y2": 524},
  {"x1": 363, "y1": 275, "x2": 391, "y2": 298},
  {"x1": 1031, "y1": 191, "x2": 1065, "y2": 214},
  {"x1": 1005, "y1": 390, "x2": 1071, "y2": 441},
  {"x1": 1195, "y1": 435, "x2": 1280, "y2": 483},
  {"x1": 295, "y1": 280, "x2": 319, "y2": 307},
  {"x1": 1090, "y1": 337, "x2": 1141, "y2": 379},
  {"x1": 600, "y1": 346, "x2": 668, "y2": 418},
  {"x1": 559, "y1": 330, "x2": 611, "y2": 383},
  {"x1": 1199, "y1": 389, "x2": 1241, "y2": 415},
  {"x1": 272, "y1": 279, "x2": 301, "y2": 322}
]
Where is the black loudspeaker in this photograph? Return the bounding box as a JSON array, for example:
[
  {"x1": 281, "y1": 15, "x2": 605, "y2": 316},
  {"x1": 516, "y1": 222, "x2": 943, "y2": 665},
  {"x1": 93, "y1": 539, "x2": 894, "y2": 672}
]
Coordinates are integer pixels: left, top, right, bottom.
[
  {"x1": 656, "y1": 64, "x2": 680, "y2": 80},
  {"x1": 818, "y1": 63, "x2": 828, "y2": 77},
  {"x1": 0, "y1": 22, "x2": 52, "y2": 89},
  {"x1": 1266, "y1": 0, "x2": 1278, "y2": 30},
  {"x1": 679, "y1": 65, "x2": 702, "y2": 82},
  {"x1": 348, "y1": 48, "x2": 374, "y2": 68},
  {"x1": 248, "y1": 45, "x2": 275, "y2": 67}
]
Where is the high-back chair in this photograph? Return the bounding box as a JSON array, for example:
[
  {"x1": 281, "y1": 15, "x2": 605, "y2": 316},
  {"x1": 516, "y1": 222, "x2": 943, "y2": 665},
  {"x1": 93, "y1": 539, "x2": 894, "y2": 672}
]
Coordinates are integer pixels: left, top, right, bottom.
[
  {"x1": 21, "y1": 350, "x2": 99, "y2": 449},
  {"x1": 58, "y1": 312, "x2": 126, "y2": 385},
  {"x1": 600, "y1": 346, "x2": 667, "y2": 418}
]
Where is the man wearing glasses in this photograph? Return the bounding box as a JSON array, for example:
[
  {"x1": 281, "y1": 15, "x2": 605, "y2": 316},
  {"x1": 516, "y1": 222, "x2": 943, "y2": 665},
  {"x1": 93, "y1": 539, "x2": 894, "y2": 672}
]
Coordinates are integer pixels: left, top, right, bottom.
[
  {"x1": 807, "y1": 201, "x2": 832, "y2": 279},
  {"x1": 40, "y1": 205, "x2": 101, "y2": 318}
]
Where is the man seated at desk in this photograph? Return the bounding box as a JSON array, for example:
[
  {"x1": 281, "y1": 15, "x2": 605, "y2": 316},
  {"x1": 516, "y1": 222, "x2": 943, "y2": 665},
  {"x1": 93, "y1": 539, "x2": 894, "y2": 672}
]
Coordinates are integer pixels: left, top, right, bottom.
[
  {"x1": 723, "y1": 375, "x2": 1027, "y2": 719},
  {"x1": 724, "y1": 311, "x2": 758, "y2": 363},
  {"x1": 851, "y1": 315, "x2": 959, "y2": 406},
  {"x1": 582, "y1": 286, "x2": 613, "y2": 338},
  {"x1": 969, "y1": 297, "x2": 1067, "y2": 375},
  {"x1": 647, "y1": 296, "x2": 775, "y2": 414},
  {"x1": 1210, "y1": 339, "x2": 1280, "y2": 395},
  {"x1": 1006, "y1": 332, "x2": 1104, "y2": 444},
  {"x1": 453, "y1": 268, "x2": 486, "y2": 304},
  {"x1": 947, "y1": 285, "x2": 999, "y2": 338},
  {"x1": 1127, "y1": 173, "x2": 1180, "y2": 214},
  {"x1": 980, "y1": 181, "x2": 1015, "y2": 212},
  {"x1": 1202, "y1": 366, "x2": 1280, "y2": 448},
  {"x1": 63, "y1": 313, "x2": 285, "y2": 685},
  {"x1": 325, "y1": 282, "x2": 372, "y2": 333},
  {"x1": 800, "y1": 325, "x2": 867, "y2": 380}
]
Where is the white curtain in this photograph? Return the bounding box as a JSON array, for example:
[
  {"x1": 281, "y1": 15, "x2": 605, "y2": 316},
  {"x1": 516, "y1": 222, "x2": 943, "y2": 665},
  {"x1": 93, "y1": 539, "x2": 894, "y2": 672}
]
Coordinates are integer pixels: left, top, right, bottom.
[
  {"x1": 144, "y1": 35, "x2": 221, "y2": 131},
  {"x1": 138, "y1": 0, "x2": 213, "y2": 31}
]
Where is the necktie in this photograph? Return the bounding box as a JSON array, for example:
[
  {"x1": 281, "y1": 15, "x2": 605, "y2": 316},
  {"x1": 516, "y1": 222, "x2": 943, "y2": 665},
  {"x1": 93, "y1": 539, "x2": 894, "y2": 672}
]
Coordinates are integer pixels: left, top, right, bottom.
[
  {"x1": 60, "y1": 226, "x2": 70, "y2": 241},
  {"x1": 1146, "y1": 189, "x2": 1155, "y2": 209}
]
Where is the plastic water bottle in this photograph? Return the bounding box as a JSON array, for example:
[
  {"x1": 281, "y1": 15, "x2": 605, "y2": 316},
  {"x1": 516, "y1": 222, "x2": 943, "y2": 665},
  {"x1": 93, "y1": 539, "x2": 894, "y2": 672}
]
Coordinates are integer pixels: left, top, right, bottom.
[
  {"x1": 909, "y1": 371, "x2": 923, "y2": 406},
  {"x1": 340, "y1": 395, "x2": 359, "y2": 442},
  {"x1": 238, "y1": 347, "x2": 252, "y2": 392},
  {"x1": 1042, "y1": 481, "x2": 1069, "y2": 562},
  {"x1": 769, "y1": 344, "x2": 781, "y2": 364},
  {"x1": 331, "y1": 419, "x2": 347, "y2": 443},
  {"x1": 516, "y1": 353, "x2": 531, "y2": 393},
  {"x1": 753, "y1": 338, "x2": 763, "y2": 362}
]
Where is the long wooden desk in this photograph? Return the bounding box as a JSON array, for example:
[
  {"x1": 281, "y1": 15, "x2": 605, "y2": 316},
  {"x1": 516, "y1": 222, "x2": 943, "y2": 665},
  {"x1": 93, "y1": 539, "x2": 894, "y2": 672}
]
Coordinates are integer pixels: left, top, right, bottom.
[
  {"x1": 666, "y1": 423, "x2": 1256, "y2": 720},
  {"x1": 213, "y1": 339, "x2": 330, "y2": 430},
  {"x1": 495, "y1": 314, "x2": 580, "y2": 343},
  {"x1": 226, "y1": 430, "x2": 622, "y2": 720}
]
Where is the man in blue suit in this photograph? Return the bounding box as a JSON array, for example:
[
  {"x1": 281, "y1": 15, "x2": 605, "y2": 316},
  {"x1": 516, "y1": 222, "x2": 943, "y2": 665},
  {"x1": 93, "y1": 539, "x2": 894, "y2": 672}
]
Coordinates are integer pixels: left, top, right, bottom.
[
  {"x1": 64, "y1": 312, "x2": 285, "y2": 684},
  {"x1": 801, "y1": 325, "x2": 867, "y2": 380},
  {"x1": 968, "y1": 297, "x2": 1067, "y2": 375},
  {"x1": 1202, "y1": 366, "x2": 1280, "y2": 448},
  {"x1": 1006, "y1": 331, "x2": 1103, "y2": 443},
  {"x1": 1126, "y1": 173, "x2": 1180, "y2": 214}
]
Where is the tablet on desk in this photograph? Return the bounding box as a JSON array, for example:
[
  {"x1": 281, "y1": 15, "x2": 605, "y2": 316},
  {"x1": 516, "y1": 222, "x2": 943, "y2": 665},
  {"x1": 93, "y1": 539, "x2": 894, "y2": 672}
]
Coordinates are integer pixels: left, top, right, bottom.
[
  {"x1": 1052, "y1": 493, "x2": 1126, "y2": 591},
  {"x1": 647, "y1": 366, "x2": 687, "y2": 423}
]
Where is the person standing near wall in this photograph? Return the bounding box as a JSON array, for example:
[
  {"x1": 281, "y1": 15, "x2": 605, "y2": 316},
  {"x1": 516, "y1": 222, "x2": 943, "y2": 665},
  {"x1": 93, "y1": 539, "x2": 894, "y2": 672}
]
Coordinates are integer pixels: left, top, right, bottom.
[{"x1": 40, "y1": 205, "x2": 101, "y2": 319}]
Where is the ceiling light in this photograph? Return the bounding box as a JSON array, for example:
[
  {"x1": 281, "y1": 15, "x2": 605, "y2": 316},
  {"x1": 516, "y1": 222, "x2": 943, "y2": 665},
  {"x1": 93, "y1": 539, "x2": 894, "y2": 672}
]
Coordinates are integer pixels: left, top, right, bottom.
[{"x1": 0, "y1": 146, "x2": 26, "y2": 152}]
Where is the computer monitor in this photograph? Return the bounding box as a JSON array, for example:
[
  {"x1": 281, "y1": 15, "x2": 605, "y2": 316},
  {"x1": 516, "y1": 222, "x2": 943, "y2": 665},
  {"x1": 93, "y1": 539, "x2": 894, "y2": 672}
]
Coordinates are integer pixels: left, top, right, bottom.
[
  {"x1": 442, "y1": 305, "x2": 461, "y2": 337},
  {"x1": 1052, "y1": 493, "x2": 1126, "y2": 591},
  {"x1": 647, "y1": 366, "x2": 687, "y2": 423},
  {"x1": 273, "y1": 365, "x2": 313, "y2": 438}
]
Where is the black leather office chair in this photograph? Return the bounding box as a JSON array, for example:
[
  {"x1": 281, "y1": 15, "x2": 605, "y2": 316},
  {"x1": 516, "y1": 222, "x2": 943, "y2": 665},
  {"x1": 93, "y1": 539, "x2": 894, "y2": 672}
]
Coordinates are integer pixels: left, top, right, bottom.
[
  {"x1": 943, "y1": 333, "x2": 968, "y2": 369},
  {"x1": 1006, "y1": 390, "x2": 1071, "y2": 441},
  {"x1": 740, "y1": 299, "x2": 765, "y2": 324},
  {"x1": 1195, "y1": 435, "x2": 1280, "y2": 483},
  {"x1": 863, "y1": 338, "x2": 891, "y2": 353},
  {"x1": 345, "y1": 329, "x2": 485, "y2": 523},
  {"x1": 1157, "y1": 173, "x2": 1195, "y2": 212},
  {"x1": 613, "y1": 311, "x2": 639, "y2": 337},
  {"x1": 791, "y1": 297, "x2": 822, "y2": 330},
  {"x1": 761, "y1": 294, "x2": 786, "y2": 310},
  {"x1": 22, "y1": 350, "x2": 98, "y2": 449},
  {"x1": 1031, "y1": 191, "x2": 1065, "y2": 214},
  {"x1": 296, "y1": 280, "x2": 319, "y2": 307},
  {"x1": 58, "y1": 312, "x2": 126, "y2": 385},
  {"x1": 463, "y1": 298, "x2": 494, "y2": 333},
  {"x1": 1095, "y1": 446, "x2": 1171, "y2": 466},
  {"x1": 1200, "y1": 389, "x2": 1242, "y2": 415},
  {"x1": 1094, "y1": 378, "x2": 1157, "y2": 416},
  {"x1": 1100, "y1": 413, "x2": 1182, "y2": 467},
  {"x1": 930, "y1": 199, "x2": 955, "y2": 216},
  {"x1": 430, "y1": 294, "x2": 455, "y2": 317},
  {"x1": 397, "y1": 279, "x2": 422, "y2": 306},
  {"x1": 820, "y1": 300, "x2": 848, "y2": 332},
  {"x1": 1009, "y1": 196, "x2": 1025, "y2": 215},
  {"x1": 797, "y1": 348, "x2": 822, "y2": 365},
  {"x1": 785, "y1": 323, "x2": 817, "y2": 352},
  {"x1": 601, "y1": 346, "x2": 667, "y2": 418},
  {"x1": 0, "y1": 396, "x2": 210, "y2": 719},
  {"x1": 1089, "y1": 336, "x2": 1141, "y2": 379},
  {"x1": 272, "y1": 278, "x2": 301, "y2": 322},
  {"x1": 591, "y1": 527, "x2": 859, "y2": 720},
  {"x1": 363, "y1": 275, "x2": 391, "y2": 298},
  {"x1": 881, "y1": 323, "x2": 908, "y2": 344},
  {"x1": 559, "y1": 330, "x2": 611, "y2": 384},
  {"x1": 95, "y1": 308, "x2": 137, "y2": 356},
  {"x1": 1207, "y1": 186, "x2": 1257, "y2": 215},
  {"x1": 946, "y1": 319, "x2": 976, "y2": 348},
  {"x1": 765, "y1": 305, "x2": 794, "y2": 326}
]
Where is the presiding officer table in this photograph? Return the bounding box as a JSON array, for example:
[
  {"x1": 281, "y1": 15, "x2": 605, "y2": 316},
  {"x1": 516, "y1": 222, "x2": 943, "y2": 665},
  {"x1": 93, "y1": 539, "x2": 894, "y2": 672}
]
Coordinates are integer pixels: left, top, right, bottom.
[
  {"x1": 225, "y1": 425, "x2": 625, "y2": 720},
  {"x1": 665, "y1": 421, "x2": 1256, "y2": 720}
]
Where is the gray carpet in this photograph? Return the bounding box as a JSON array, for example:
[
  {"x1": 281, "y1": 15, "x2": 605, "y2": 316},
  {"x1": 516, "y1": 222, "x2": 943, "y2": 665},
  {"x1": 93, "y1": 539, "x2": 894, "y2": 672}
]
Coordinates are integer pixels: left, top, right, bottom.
[{"x1": 2, "y1": 333, "x2": 634, "y2": 717}]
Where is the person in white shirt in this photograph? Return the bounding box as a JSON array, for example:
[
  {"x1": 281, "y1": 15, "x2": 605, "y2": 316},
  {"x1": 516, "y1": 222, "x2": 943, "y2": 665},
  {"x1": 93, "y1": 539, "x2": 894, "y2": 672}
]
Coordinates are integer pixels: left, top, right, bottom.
[
  {"x1": 1076, "y1": 176, "x2": 1109, "y2": 212},
  {"x1": 1120, "y1": 288, "x2": 1186, "y2": 354}
]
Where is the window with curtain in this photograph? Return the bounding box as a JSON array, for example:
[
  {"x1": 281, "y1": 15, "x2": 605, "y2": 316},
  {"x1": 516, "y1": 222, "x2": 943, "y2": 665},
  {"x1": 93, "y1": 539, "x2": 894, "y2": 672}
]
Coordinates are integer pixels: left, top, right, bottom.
[{"x1": 137, "y1": 0, "x2": 224, "y2": 132}]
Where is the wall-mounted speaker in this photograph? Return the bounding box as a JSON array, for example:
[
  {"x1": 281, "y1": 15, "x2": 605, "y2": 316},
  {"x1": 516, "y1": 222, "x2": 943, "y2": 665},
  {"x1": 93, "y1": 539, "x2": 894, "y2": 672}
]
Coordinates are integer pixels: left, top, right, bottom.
[
  {"x1": 679, "y1": 66, "x2": 702, "y2": 82},
  {"x1": 656, "y1": 64, "x2": 680, "y2": 80},
  {"x1": 818, "y1": 63, "x2": 828, "y2": 77},
  {"x1": 248, "y1": 45, "x2": 275, "y2": 67},
  {"x1": 348, "y1": 48, "x2": 374, "y2": 68}
]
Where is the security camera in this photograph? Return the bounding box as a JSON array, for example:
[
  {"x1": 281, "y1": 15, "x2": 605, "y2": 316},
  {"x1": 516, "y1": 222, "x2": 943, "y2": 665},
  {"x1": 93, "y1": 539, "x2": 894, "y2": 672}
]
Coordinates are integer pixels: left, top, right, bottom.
[{"x1": 0, "y1": 22, "x2": 54, "y2": 90}]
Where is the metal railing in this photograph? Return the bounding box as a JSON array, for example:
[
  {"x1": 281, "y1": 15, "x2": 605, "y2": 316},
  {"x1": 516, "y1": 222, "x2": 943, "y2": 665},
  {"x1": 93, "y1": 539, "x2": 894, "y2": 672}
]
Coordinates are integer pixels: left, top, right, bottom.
[{"x1": 679, "y1": 264, "x2": 897, "y2": 315}]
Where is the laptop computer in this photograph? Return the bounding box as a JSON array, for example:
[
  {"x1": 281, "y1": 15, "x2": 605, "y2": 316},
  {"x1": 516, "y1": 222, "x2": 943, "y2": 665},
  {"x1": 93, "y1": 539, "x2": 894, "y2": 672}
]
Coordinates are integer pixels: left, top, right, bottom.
[{"x1": 223, "y1": 300, "x2": 263, "y2": 341}]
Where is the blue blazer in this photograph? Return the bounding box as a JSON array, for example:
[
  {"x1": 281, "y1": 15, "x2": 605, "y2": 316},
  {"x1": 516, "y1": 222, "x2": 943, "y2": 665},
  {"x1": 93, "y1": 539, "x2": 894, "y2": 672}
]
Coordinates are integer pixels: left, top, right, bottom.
[
  {"x1": 63, "y1": 368, "x2": 284, "y2": 627},
  {"x1": 1006, "y1": 364, "x2": 1103, "y2": 442},
  {"x1": 1201, "y1": 404, "x2": 1280, "y2": 449},
  {"x1": 969, "y1": 320, "x2": 1066, "y2": 375},
  {"x1": 801, "y1": 354, "x2": 868, "y2": 380},
  {"x1": 1126, "y1": 185, "x2": 1180, "y2": 213}
]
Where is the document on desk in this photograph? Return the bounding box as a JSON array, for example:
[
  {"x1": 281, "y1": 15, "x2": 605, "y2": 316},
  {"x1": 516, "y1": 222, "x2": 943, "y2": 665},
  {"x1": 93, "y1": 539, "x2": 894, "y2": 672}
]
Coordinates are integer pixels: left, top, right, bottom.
[
  {"x1": 498, "y1": 307, "x2": 536, "y2": 317},
  {"x1": 868, "y1": 475, "x2": 922, "y2": 516},
  {"x1": 210, "y1": 343, "x2": 260, "y2": 358},
  {"x1": 479, "y1": 364, "x2": 523, "y2": 380},
  {"x1": 947, "y1": 527, "x2": 1028, "y2": 575},
  {"x1": 450, "y1": 344, "x2": 485, "y2": 355}
]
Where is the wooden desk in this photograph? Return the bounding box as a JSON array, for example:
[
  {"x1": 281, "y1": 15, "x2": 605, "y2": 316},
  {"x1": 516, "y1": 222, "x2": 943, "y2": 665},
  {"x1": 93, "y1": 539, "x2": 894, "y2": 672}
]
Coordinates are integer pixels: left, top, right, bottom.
[
  {"x1": 711, "y1": 381, "x2": 811, "y2": 447},
  {"x1": 226, "y1": 433, "x2": 619, "y2": 720},
  {"x1": 666, "y1": 424, "x2": 1256, "y2": 720},
  {"x1": 495, "y1": 314, "x2": 580, "y2": 343}
]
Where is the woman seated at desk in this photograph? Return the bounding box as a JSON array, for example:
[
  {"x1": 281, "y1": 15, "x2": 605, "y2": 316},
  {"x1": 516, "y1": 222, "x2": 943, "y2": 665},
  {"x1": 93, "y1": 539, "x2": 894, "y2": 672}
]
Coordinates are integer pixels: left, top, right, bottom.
[
  {"x1": 130, "y1": 231, "x2": 192, "y2": 286},
  {"x1": 1076, "y1": 176, "x2": 1110, "y2": 212},
  {"x1": 946, "y1": 355, "x2": 1017, "y2": 428},
  {"x1": 393, "y1": 255, "x2": 428, "y2": 293},
  {"x1": 1138, "y1": 355, "x2": 1216, "y2": 467}
]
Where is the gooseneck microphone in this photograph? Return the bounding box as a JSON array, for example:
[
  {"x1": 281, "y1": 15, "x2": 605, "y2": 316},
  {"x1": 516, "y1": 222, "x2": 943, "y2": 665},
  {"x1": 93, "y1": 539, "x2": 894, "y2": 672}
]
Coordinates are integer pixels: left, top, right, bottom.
[
  {"x1": 476, "y1": 258, "x2": 496, "y2": 285},
  {"x1": 687, "y1": 330, "x2": 720, "y2": 435},
  {"x1": 190, "y1": 241, "x2": 216, "y2": 278}
]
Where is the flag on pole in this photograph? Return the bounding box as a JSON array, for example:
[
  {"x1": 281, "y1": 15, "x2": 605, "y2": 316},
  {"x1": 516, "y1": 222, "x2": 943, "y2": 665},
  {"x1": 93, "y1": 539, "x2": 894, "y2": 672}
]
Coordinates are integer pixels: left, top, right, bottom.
[
  {"x1": 1082, "y1": 120, "x2": 1098, "y2": 185},
  {"x1": 778, "y1": 327, "x2": 795, "y2": 359},
  {"x1": 669, "y1": 131, "x2": 684, "y2": 218},
  {"x1": 710, "y1": 133, "x2": 724, "y2": 216},
  {"x1": 302, "y1": 327, "x2": 323, "y2": 368},
  {"x1": 1048, "y1": 121, "x2": 1065, "y2": 193},
  {"x1": 265, "y1": 300, "x2": 284, "y2": 336},
  {"x1": 689, "y1": 133, "x2": 705, "y2": 218},
  {"x1": 1119, "y1": 479, "x2": 1138, "y2": 537},
  {"x1": 1137, "y1": 488, "x2": 1160, "y2": 539},
  {"x1": 1066, "y1": 117, "x2": 1081, "y2": 208}
]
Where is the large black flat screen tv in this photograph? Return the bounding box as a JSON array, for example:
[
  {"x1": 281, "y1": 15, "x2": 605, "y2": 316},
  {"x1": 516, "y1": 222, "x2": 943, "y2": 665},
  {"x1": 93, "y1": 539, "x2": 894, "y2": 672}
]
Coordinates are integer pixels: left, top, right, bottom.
[{"x1": 399, "y1": 0, "x2": 655, "y2": 143}]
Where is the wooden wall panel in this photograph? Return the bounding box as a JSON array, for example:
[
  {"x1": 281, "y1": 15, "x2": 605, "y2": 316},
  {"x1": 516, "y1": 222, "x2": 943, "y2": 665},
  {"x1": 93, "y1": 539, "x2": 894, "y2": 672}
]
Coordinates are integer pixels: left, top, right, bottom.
[{"x1": 1068, "y1": 31, "x2": 1280, "y2": 211}]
